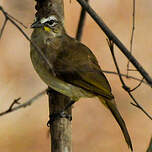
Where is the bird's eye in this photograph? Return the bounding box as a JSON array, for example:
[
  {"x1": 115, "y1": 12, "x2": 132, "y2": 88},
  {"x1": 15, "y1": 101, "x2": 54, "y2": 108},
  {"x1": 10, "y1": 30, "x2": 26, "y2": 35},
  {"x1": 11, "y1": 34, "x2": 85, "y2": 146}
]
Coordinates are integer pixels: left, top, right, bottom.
[
  {"x1": 49, "y1": 20, "x2": 55, "y2": 25},
  {"x1": 46, "y1": 19, "x2": 57, "y2": 27}
]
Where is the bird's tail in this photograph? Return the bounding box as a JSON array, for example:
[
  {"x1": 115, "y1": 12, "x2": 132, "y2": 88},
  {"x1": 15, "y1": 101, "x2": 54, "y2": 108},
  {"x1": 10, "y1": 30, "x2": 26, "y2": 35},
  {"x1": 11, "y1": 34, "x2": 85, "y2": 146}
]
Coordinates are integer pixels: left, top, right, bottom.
[{"x1": 98, "y1": 97, "x2": 133, "y2": 152}]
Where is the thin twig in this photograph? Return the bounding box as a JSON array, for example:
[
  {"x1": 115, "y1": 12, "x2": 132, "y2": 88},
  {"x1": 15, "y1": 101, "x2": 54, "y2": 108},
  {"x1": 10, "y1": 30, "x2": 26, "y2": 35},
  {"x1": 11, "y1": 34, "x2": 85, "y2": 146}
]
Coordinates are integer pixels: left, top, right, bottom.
[
  {"x1": 130, "y1": 78, "x2": 144, "y2": 92},
  {"x1": 127, "y1": 0, "x2": 136, "y2": 75},
  {"x1": 7, "y1": 13, "x2": 27, "y2": 29},
  {"x1": 129, "y1": 92, "x2": 152, "y2": 120},
  {"x1": 107, "y1": 39, "x2": 152, "y2": 120},
  {"x1": 7, "y1": 97, "x2": 21, "y2": 111},
  {"x1": 102, "y1": 70, "x2": 147, "y2": 85},
  {"x1": 0, "y1": 90, "x2": 46, "y2": 116},
  {"x1": 0, "y1": 18, "x2": 8, "y2": 39},
  {"x1": 8, "y1": 19, "x2": 56, "y2": 76},
  {"x1": 0, "y1": 6, "x2": 56, "y2": 76},
  {"x1": 76, "y1": 0, "x2": 152, "y2": 87},
  {"x1": 127, "y1": 69, "x2": 137, "y2": 72},
  {"x1": 76, "y1": 0, "x2": 89, "y2": 41}
]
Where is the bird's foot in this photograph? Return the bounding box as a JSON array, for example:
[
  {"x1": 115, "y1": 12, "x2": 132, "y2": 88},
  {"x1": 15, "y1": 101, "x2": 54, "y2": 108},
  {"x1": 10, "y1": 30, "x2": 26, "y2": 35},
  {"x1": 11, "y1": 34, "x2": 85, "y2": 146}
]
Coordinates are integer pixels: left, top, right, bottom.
[
  {"x1": 47, "y1": 111, "x2": 72, "y2": 127},
  {"x1": 47, "y1": 100, "x2": 75, "y2": 126}
]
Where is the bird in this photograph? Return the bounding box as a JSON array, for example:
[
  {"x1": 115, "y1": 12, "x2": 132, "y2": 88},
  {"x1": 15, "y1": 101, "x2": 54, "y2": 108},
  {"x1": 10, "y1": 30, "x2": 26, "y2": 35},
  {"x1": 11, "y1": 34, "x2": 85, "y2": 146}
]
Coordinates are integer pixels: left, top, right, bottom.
[{"x1": 30, "y1": 14, "x2": 133, "y2": 151}]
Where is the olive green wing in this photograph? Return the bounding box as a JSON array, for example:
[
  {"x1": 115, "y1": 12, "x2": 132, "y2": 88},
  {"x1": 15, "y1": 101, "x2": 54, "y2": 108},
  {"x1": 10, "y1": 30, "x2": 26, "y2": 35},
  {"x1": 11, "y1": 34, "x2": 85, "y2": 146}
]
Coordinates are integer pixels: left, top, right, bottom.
[{"x1": 53, "y1": 38, "x2": 114, "y2": 99}]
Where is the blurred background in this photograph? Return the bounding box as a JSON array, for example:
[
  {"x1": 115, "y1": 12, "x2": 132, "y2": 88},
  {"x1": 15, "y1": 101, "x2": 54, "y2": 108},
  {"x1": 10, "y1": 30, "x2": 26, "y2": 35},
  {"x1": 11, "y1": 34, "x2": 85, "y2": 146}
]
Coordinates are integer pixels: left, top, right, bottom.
[{"x1": 0, "y1": 0, "x2": 152, "y2": 151}]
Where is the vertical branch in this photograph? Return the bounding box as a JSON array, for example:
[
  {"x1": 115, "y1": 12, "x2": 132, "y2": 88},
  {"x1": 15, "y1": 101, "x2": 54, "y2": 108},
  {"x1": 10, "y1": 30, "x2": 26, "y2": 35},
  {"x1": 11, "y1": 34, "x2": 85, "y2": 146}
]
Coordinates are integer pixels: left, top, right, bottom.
[
  {"x1": 127, "y1": 0, "x2": 136, "y2": 75},
  {"x1": 34, "y1": 1, "x2": 72, "y2": 152},
  {"x1": 48, "y1": 89, "x2": 72, "y2": 152},
  {"x1": 76, "y1": 0, "x2": 89, "y2": 41},
  {"x1": 0, "y1": 18, "x2": 8, "y2": 39}
]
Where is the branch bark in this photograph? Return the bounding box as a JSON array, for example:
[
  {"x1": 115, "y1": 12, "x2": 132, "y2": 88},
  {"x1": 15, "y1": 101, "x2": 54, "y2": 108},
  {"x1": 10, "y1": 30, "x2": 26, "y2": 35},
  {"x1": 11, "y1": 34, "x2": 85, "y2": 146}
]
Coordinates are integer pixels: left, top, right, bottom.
[
  {"x1": 34, "y1": 1, "x2": 72, "y2": 152},
  {"x1": 48, "y1": 89, "x2": 72, "y2": 152}
]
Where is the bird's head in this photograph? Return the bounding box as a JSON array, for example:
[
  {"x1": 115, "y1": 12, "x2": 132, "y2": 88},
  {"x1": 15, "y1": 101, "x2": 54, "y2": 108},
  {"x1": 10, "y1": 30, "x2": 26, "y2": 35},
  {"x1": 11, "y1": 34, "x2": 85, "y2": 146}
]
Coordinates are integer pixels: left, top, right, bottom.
[{"x1": 31, "y1": 15, "x2": 65, "y2": 36}]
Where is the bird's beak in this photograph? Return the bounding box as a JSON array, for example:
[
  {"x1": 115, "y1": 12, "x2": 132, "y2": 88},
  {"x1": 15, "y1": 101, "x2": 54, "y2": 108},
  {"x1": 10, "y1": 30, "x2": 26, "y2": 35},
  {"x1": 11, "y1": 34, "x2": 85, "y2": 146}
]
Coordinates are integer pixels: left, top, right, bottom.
[{"x1": 31, "y1": 20, "x2": 43, "y2": 28}]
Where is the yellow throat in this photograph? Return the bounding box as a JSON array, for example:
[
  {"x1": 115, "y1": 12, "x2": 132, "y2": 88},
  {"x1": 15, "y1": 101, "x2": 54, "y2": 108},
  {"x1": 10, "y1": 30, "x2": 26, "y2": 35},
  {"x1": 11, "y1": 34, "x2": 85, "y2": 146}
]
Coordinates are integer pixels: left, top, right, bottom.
[{"x1": 44, "y1": 26, "x2": 51, "y2": 32}]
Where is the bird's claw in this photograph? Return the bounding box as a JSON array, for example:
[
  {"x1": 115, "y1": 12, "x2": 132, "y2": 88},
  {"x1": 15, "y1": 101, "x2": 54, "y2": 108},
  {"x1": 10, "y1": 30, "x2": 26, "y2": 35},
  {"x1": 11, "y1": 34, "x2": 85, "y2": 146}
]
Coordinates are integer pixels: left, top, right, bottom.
[{"x1": 47, "y1": 111, "x2": 72, "y2": 127}]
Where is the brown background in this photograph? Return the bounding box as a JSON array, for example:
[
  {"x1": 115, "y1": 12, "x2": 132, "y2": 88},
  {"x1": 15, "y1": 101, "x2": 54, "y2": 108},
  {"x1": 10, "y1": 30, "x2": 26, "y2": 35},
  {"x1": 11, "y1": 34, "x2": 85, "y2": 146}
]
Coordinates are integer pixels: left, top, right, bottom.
[{"x1": 0, "y1": 0, "x2": 151, "y2": 152}]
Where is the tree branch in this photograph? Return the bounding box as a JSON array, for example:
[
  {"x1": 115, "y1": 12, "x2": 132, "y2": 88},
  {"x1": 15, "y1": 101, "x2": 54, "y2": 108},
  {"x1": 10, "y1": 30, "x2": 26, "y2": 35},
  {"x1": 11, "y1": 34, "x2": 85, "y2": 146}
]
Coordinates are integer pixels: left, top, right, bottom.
[
  {"x1": 107, "y1": 39, "x2": 152, "y2": 120},
  {"x1": 102, "y1": 70, "x2": 147, "y2": 85},
  {"x1": 76, "y1": 0, "x2": 89, "y2": 41},
  {"x1": 0, "y1": 18, "x2": 8, "y2": 39},
  {"x1": 76, "y1": 0, "x2": 152, "y2": 87},
  {"x1": 34, "y1": 1, "x2": 72, "y2": 152},
  {"x1": 127, "y1": 0, "x2": 136, "y2": 75},
  {"x1": 0, "y1": 90, "x2": 46, "y2": 116}
]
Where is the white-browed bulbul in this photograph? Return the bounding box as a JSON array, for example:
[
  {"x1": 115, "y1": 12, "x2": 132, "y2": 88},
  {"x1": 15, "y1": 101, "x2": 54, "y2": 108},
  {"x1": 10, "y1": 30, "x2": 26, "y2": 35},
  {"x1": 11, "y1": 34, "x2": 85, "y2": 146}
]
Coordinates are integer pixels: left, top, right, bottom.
[{"x1": 30, "y1": 15, "x2": 133, "y2": 151}]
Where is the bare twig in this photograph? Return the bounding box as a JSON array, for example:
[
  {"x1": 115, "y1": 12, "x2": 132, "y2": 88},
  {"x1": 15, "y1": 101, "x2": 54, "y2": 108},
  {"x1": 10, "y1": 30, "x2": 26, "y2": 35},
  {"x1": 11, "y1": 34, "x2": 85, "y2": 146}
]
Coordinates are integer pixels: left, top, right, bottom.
[
  {"x1": 76, "y1": 0, "x2": 89, "y2": 41},
  {"x1": 7, "y1": 13, "x2": 27, "y2": 29},
  {"x1": 0, "y1": 18, "x2": 8, "y2": 39},
  {"x1": 107, "y1": 39, "x2": 152, "y2": 120},
  {"x1": 130, "y1": 78, "x2": 144, "y2": 92},
  {"x1": 0, "y1": 90, "x2": 46, "y2": 116},
  {"x1": 127, "y1": 0, "x2": 136, "y2": 75},
  {"x1": 7, "y1": 97, "x2": 21, "y2": 111},
  {"x1": 102, "y1": 70, "x2": 147, "y2": 85},
  {"x1": 127, "y1": 69, "x2": 137, "y2": 72},
  {"x1": 76, "y1": 0, "x2": 152, "y2": 87},
  {"x1": 129, "y1": 92, "x2": 152, "y2": 120},
  {"x1": 0, "y1": 6, "x2": 55, "y2": 76}
]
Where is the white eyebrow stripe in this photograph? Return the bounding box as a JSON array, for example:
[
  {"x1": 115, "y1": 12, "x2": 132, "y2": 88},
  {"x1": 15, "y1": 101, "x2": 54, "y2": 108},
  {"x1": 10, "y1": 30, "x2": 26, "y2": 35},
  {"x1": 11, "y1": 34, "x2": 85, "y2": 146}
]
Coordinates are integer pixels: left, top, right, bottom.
[
  {"x1": 48, "y1": 16, "x2": 57, "y2": 21},
  {"x1": 40, "y1": 16, "x2": 58, "y2": 24},
  {"x1": 40, "y1": 18, "x2": 49, "y2": 24}
]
